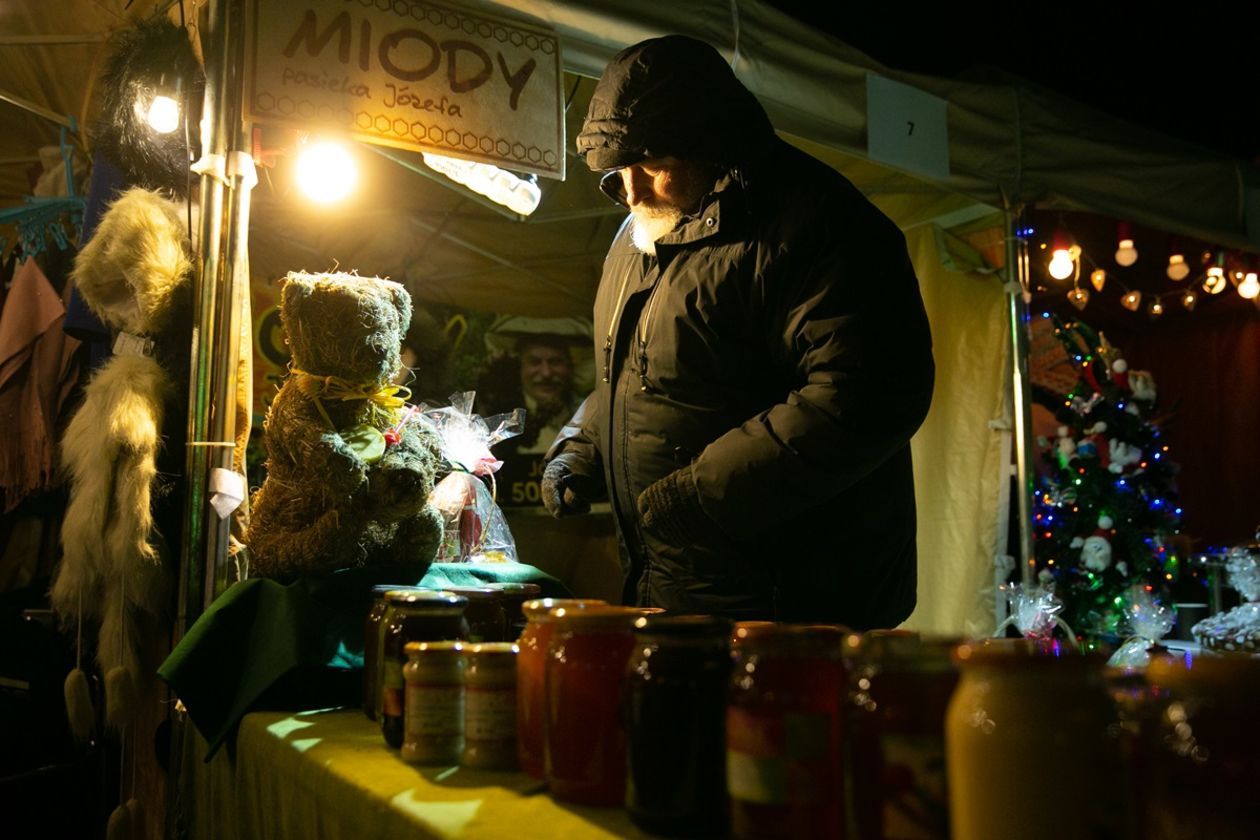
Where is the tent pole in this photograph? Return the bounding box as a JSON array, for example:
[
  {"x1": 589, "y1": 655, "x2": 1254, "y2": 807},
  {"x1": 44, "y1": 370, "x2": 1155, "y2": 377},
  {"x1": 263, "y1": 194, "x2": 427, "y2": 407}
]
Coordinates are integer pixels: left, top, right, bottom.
[{"x1": 1004, "y1": 206, "x2": 1036, "y2": 587}]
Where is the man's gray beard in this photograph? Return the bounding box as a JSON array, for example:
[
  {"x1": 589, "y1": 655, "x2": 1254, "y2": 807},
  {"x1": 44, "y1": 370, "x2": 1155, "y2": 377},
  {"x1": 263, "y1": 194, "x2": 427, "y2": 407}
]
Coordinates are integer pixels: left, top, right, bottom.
[{"x1": 629, "y1": 204, "x2": 683, "y2": 255}]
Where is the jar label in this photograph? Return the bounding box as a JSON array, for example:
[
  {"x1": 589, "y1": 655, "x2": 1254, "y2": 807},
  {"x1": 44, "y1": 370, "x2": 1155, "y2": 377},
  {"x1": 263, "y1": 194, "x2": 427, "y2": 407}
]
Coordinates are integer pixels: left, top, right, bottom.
[
  {"x1": 879, "y1": 734, "x2": 948, "y2": 840},
  {"x1": 465, "y1": 687, "x2": 516, "y2": 740},
  {"x1": 406, "y1": 685, "x2": 462, "y2": 735},
  {"x1": 726, "y1": 707, "x2": 834, "y2": 805},
  {"x1": 382, "y1": 661, "x2": 405, "y2": 716}
]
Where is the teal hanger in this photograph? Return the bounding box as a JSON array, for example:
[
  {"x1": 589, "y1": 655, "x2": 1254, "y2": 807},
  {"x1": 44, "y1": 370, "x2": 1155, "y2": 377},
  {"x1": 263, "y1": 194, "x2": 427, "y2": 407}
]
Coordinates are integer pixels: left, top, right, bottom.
[{"x1": 0, "y1": 120, "x2": 85, "y2": 257}]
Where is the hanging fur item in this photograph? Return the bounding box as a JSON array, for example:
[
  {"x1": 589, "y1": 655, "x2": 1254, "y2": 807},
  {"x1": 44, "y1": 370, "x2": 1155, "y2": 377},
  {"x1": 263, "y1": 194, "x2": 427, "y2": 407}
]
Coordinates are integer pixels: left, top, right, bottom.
[{"x1": 52, "y1": 188, "x2": 191, "y2": 717}]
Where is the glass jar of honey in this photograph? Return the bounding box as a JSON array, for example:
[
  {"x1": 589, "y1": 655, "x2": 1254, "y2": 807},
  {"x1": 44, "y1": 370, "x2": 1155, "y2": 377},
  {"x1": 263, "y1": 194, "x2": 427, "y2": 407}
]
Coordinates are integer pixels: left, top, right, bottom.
[
  {"x1": 401, "y1": 640, "x2": 464, "y2": 764},
  {"x1": 380, "y1": 590, "x2": 468, "y2": 748},
  {"x1": 363, "y1": 585, "x2": 422, "y2": 719},
  {"x1": 462, "y1": 642, "x2": 519, "y2": 770},
  {"x1": 624, "y1": 615, "x2": 732, "y2": 837},
  {"x1": 439, "y1": 585, "x2": 509, "y2": 642},
  {"x1": 484, "y1": 582, "x2": 543, "y2": 639}
]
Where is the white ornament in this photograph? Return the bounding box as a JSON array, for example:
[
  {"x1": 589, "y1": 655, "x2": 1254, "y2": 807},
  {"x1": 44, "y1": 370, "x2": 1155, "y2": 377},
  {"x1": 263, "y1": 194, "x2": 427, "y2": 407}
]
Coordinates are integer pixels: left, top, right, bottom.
[
  {"x1": 1070, "y1": 536, "x2": 1086, "y2": 549},
  {"x1": 1112, "y1": 359, "x2": 1128, "y2": 374},
  {"x1": 1081, "y1": 535, "x2": 1113, "y2": 571},
  {"x1": 1097, "y1": 515, "x2": 1114, "y2": 530},
  {"x1": 1109, "y1": 439, "x2": 1142, "y2": 473},
  {"x1": 1116, "y1": 561, "x2": 1129, "y2": 577},
  {"x1": 1129, "y1": 371, "x2": 1157, "y2": 401}
]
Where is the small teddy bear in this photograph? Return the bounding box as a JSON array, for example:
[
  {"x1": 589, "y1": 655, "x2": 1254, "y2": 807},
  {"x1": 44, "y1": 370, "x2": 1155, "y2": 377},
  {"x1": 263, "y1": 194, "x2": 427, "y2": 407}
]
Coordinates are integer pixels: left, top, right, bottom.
[{"x1": 246, "y1": 272, "x2": 445, "y2": 580}]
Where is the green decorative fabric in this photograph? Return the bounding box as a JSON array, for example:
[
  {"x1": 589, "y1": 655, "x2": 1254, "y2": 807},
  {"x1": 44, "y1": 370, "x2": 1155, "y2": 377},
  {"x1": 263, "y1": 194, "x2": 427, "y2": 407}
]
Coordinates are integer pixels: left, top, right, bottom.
[{"x1": 158, "y1": 563, "x2": 568, "y2": 758}]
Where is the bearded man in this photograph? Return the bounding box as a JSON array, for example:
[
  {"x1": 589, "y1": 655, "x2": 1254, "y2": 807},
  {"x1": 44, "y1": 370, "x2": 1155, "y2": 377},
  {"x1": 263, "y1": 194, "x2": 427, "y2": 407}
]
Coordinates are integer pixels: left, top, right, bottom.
[{"x1": 542, "y1": 36, "x2": 934, "y2": 628}]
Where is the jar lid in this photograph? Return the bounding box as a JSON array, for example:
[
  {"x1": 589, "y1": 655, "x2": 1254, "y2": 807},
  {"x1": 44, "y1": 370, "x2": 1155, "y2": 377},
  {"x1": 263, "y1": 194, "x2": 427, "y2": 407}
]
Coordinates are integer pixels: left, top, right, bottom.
[
  {"x1": 372, "y1": 584, "x2": 421, "y2": 597},
  {"x1": 386, "y1": 590, "x2": 468, "y2": 611},
  {"x1": 1147, "y1": 650, "x2": 1260, "y2": 690},
  {"x1": 464, "y1": 642, "x2": 520, "y2": 660},
  {"x1": 521, "y1": 598, "x2": 607, "y2": 621},
  {"x1": 633, "y1": 614, "x2": 732, "y2": 638},
  {"x1": 438, "y1": 585, "x2": 501, "y2": 601},
  {"x1": 732, "y1": 624, "x2": 847, "y2": 659},
  {"x1": 403, "y1": 640, "x2": 465, "y2": 658},
  {"x1": 856, "y1": 632, "x2": 963, "y2": 670},
  {"x1": 550, "y1": 605, "x2": 649, "y2": 630},
  {"x1": 483, "y1": 582, "x2": 543, "y2": 596}
]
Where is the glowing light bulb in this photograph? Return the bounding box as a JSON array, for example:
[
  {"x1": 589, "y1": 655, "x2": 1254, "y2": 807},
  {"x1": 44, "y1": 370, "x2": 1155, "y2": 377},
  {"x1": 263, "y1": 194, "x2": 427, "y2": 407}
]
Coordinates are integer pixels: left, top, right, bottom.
[
  {"x1": 1114, "y1": 222, "x2": 1138, "y2": 266},
  {"x1": 1181, "y1": 290, "x2": 1198, "y2": 311},
  {"x1": 146, "y1": 95, "x2": 180, "y2": 134},
  {"x1": 1090, "y1": 269, "x2": 1106, "y2": 292},
  {"x1": 1115, "y1": 238, "x2": 1138, "y2": 266},
  {"x1": 1166, "y1": 253, "x2": 1190, "y2": 281},
  {"x1": 1120, "y1": 290, "x2": 1142, "y2": 311},
  {"x1": 1203, "y1": 267, "x2": 1227, "y2": 295},
  {"x1": 1148, "y1": 298, "x2": 1164, "y2": 317},
  {"x1": 297, "y1": 140, "x2": 357, "y2": 204},
  {"x1": 1066, "y1": 286, "x2": 1090, "y2": 310},
  {"x1": 1048, "y1": 249, "x2": 1075, "y2": 280},
  {"x1": 1239, "y1": 272, "x2": 1260, "y2": 300}
]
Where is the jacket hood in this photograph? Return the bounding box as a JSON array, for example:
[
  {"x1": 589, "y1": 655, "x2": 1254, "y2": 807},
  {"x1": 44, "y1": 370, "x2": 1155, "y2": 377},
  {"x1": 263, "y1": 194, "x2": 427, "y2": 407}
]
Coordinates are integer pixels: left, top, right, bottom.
[{"x1": 576, "y1": 35, "x2": 776, "y2": 173}]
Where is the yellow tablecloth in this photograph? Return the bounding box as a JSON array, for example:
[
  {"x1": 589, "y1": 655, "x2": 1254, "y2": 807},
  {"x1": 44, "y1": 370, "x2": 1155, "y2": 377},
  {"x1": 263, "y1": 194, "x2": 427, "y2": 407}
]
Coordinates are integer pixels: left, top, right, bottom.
[{"x1": 182, "y1": 708, "x2": 652, "y2": 839}]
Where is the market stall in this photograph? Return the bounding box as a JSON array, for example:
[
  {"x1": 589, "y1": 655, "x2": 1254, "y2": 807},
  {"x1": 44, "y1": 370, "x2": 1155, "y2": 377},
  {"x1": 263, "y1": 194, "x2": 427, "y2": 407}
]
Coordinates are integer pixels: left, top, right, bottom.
[{"x1": 4, "y1": 1, "x2": 1260, "y2": 838}]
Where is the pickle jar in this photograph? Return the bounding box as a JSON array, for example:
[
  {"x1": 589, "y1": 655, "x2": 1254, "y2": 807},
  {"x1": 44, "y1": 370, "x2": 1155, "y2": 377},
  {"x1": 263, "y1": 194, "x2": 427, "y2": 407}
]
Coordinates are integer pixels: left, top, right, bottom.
[
  {"x1": 401, "y1": 641, "x2": 465, "y2": 764},
  {"x1": 1139, "y1": 653, "x2": 1260, "y2": 840},
  {"x1": 726, "y1": 624, "x2": 848, "y2": 839},
  {"x1": 545, "y1": 606, "x2": 646, "y2": 805},
  {"x1": 363, "y1": 585, "x2": 422, "y2": 719},
  {"x1": 515, "y1": 598, "x2": 607, "y2": 778},
  {"x1": 945, "y1": 642, "x2": 1122, "y2": 840},
  {"x1": 439, "y1": 585, "x2": 509, "y2": 642},
  {"x1": 483, "y1": 582, "x2": 543, "y2": 639},
  {"x1": 845, "y1": 631, "x2": 960, "y2": 840},
  {"x1": 380, "y1": 590, "x2": 468, "y2": 748},
  {"x1": 462, "y1": 642, "x2": 520, "y2": 770},
  {"x1": 624, "y1": 615, "x2": 733, "y2": 837}
]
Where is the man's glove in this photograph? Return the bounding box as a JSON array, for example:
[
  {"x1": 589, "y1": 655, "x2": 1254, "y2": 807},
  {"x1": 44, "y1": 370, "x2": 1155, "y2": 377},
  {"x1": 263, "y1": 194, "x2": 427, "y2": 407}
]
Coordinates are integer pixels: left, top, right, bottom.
[
  {"x1": 636, "y1": 466, "x2": 712, "y2": 545},
  {"x1": 542, "y1": 454, "x2": 599, "y2": 518}
]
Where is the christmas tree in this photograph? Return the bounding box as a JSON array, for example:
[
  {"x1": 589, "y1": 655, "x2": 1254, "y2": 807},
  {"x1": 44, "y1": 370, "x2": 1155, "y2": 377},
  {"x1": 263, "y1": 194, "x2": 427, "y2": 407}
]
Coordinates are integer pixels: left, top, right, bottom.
[{"x1": 1033, "y1": 316, "x2": 1183, "y2": 640}]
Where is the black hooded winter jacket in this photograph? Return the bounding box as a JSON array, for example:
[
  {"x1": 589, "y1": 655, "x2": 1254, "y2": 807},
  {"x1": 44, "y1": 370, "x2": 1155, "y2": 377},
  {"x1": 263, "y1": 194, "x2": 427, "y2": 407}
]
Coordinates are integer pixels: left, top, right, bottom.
[{"x1": 548, "y1": 36, "x2": 934, "y2": 628}]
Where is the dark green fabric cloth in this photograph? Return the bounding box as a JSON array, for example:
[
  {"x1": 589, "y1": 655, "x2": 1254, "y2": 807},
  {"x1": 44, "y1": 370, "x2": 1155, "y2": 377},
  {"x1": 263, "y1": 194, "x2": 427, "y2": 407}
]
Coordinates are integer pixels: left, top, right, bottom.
[{"x1": 158, "y1": 563, "x2": 568, "y2": 758}]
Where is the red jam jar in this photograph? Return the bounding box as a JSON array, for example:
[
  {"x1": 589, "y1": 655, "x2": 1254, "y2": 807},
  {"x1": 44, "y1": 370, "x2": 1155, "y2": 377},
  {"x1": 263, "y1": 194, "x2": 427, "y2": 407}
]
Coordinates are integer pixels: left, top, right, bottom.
[
  {"x1": 726, "y1": 624, "x2": 848, "y2": 839},
  {"x1": 845, "y1": 632, "x2": 960, "y2": 840},
  {"x1": 544, "y1": 606, "x2": 649, "y2": 805},
  {"x1": 515, "y1": 598, "x2": 607, "y2": 778}
]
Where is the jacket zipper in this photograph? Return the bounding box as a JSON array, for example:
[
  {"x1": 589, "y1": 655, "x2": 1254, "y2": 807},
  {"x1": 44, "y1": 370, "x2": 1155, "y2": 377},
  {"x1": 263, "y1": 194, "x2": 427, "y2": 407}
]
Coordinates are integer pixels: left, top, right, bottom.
[
  {"x1": 637, "y1": 282, "x2": 662, "y2": 392},
  {"x1": 602, "y1": 269, "x2": 636, "y2": 384}
]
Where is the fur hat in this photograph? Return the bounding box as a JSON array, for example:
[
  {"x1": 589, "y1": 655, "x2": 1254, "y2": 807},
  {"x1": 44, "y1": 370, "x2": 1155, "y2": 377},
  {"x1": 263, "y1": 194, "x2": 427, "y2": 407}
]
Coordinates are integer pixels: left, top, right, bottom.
[
  {"x1": 70, "y1": 187, "x2": 191, "y2": 337},
  {"x1": 93, "y1": 14, "x2": 203, "y2": 193}
]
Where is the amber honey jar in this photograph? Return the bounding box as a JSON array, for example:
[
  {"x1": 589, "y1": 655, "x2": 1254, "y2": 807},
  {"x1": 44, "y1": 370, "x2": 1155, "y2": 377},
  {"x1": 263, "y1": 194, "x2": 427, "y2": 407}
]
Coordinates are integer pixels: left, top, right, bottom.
[
  {"x1": 380, "y1": 590, "x2": 468, "y2": 748},
  {"x1": 483, "y1": 582, "x2": 543, "y2": 639},
  {"x1": 363, "y1": 585, "x2": 422, "y2": 719},
  {"x1": 401, "y1": 641, "x2": 465, "y2": 764}
]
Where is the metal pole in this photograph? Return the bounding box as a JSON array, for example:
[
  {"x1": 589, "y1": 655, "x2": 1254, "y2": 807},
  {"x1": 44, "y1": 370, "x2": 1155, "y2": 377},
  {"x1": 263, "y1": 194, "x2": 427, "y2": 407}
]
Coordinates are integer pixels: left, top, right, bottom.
[
  {"x1": 177, "y1": 0, "x2": 229, "y2": 639},
  {"x1": 1004, "y1": 206, "x2": 1036, "y2": 586},
  {"x1": 207, "y1": 0, "x2": 251, "y2": 601}
]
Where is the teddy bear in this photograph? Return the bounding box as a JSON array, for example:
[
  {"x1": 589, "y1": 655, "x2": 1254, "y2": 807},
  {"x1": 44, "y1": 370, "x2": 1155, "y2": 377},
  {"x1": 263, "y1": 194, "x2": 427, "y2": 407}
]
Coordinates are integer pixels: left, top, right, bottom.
[{"x1": 246, "y1": 272, "x2": 445, "y2": 580}]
